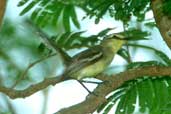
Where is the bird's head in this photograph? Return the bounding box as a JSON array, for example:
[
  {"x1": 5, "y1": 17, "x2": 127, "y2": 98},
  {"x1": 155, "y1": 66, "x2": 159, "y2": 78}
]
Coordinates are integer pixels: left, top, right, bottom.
[{"x1": 101, "y1": 34, "x2": 126, "y2": 51}]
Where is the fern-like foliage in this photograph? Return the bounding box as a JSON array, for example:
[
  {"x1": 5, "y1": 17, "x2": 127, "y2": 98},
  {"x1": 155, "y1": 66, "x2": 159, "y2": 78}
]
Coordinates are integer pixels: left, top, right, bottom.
[
  {"x1": 38, "y1": 28, "x2": 114, "y2": 53},
  {"x1": 18, "y1": 0, "x2": 151, "y2": 30},
  {"x1": 84, "y1": 0, "x2": 150, "y2": 24},
  {"x1": 38, "y1": 28, "x2": 150, "y2": 54},
  {"x1": 98, "y1": 76, "x2": 171, "y2": 114},
  {"x1": 18, "y1": 0, "x2": 84, "y2": 31},
  {"x1": 119, "y1": 28, "x2": 150, "y2": 40}
]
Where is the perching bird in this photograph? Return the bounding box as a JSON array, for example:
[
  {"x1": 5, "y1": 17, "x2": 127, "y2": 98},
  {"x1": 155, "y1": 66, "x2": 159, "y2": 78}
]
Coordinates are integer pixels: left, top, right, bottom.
[
  {"x1": 63, "y1": 37, "x2": 125, "y2": 80},
  {"x1": 36, "y1": 29, "x2": 125, "y2": 80}
]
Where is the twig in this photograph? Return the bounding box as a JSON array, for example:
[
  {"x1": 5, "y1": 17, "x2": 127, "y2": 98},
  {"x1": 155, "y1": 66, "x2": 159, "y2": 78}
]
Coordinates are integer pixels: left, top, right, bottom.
[
  {"x1": 0, "y1": 76, "x2": 66, "y2": 99},
  {"x1": 126, "y1": 44, "x2": 132, "y2": 63},
  {"x1": 25, "y1": 19, "x2": 72, "y2": 65},
  {"x1": 123, "y1": 23, "x2": 132, "y2": 63},
  {"x1": 11, "y1": 53, "x2": 56, "y2": 88}
]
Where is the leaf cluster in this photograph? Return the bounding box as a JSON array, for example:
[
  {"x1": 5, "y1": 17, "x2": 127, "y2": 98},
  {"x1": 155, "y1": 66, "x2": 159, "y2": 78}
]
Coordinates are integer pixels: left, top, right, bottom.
[
  {"x1": 18, "y1": 0, "x2": 151, "y2": 29},
  {"x1": 85, "y1": 0, "x2": 150, "y2": 23},
  {"x1": 18, "y1": 0, "x2": 81, "y2": 31},
  {"x1": 162, "y1": 0, "x2": 171, "y2": 17}
]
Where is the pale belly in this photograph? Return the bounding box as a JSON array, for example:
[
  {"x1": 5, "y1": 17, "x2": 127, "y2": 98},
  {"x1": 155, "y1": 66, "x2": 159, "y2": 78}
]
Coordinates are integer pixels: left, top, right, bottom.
[
  {"x1": 74, "y1": 60, "x2": 108, "y2": 80},
  {"x1": 70, "y1": 52, "x2": 114, "y2": 80}
]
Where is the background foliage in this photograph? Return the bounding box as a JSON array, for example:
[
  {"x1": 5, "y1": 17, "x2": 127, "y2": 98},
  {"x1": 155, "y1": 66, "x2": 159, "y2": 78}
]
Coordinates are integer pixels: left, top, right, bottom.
[{"x1": 1, "y1": 0, "x2": 171, "y2": 114}]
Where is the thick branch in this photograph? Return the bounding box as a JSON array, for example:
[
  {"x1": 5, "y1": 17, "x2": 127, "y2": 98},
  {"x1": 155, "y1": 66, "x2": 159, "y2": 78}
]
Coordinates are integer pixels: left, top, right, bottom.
[
  {"x1": 151, "y1": 0, "x2": 171, "y2": 49},
  {"x1": 0, "y1": 0, "x2": 6, "y2": 28},
  {"x1": 56, "y1": 66, "x2": 171, "y2": 114}
]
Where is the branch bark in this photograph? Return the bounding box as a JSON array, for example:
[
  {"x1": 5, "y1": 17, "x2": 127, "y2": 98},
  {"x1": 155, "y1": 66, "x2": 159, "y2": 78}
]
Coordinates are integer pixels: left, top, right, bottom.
[
  {"x1": 0, "y1": 0, "x2": 6, "y2": 28},
  {"x1": 151, "y1": 0, "x2": 171, "y2": 49},
  {"x1": 55, "y1": 66, "x2": 171, "y2": 114},
  {"x1": 0, "y1": 76, "x2": 65, "y2": 99}
]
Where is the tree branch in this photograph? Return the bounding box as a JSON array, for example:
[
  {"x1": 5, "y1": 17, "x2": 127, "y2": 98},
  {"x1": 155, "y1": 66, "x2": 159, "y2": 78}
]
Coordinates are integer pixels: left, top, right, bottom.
[
  {"x1": 1, "y1": 66, "x2": 171, "y2": 113},
  {"x1": 0, "y1": 0, "x2": 6, "y2": 28},
  {"x1": 11, "y1": 53, "x2": 56, "y2": 88},
  {"x1": 151, "y1": 0, "x2": 171, "y2": 49},
  {"x1": 55, "y1": 66, "x2": 171, "y2": 114},
  {"x1": 0, "y1": 76, "x2": 66, "y2": 99}
]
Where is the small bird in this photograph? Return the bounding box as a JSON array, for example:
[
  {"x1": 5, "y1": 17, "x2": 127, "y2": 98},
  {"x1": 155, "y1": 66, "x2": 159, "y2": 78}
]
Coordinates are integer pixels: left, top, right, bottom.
[
  {"x1": 63, "y1": 37, "x2": 125, "y2": 80},
  {"x1": 61, "y1": 36, "x2": 126, "y2": 93}
]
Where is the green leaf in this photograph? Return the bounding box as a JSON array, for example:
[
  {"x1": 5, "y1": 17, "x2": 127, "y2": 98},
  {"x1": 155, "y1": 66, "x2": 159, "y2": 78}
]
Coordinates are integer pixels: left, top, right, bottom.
[
  {"x1": 65, "y1": 31, "x2": 85, "y2": 48},
  {"x1": 145, "y1": 22, "x2": 156, "y2": 28},
  {"x1": 17, "y1": 0, "x2": 29, "y2": 6},
  {"x1": 122, "y1": 29, "x2": 150, "y2": 41},
  {"x1": 138, "y1": 79, "x2": 155, "y2": 112},
  {"x1": 125, "y1": 85, "x2": 136, "y2": 114},
  {"x1": 57, "y1": 32, "x2": 72, "y2": 47},
  {"x1": 70, "y1": 6, "x2": 80, "y2": 29},
  {"x1": 51, "y1": 3, "x2": 64, "y2": 25},
  {"x1": 63, "y1": 6, "x2": 71, "y2": 31},
  {"x1": 39, "y1": 0, "x2": 49, "y2": 6},
  {"x1": 154, "y1": 50, "x2": 171, "y2": 66},
  {"x1": 96, "y1": 1, "x2": 113, "y2": 23},
  {"x1": 35, "y1": 11, "x2": 47, "y2": 27},
  {"x1": 128, "y1": 44, "x2": 171, "y2": 66},
  {"x1": 97, "y1": 28, "x2": 114, "y2": 37},
  {"x1": 115, "y1": 92, "x2": 129, "y2": 114},
  {"x1": 162, "y1": 102, "x2": 171, "y2": 112},
  {"x1": 103, "y1": 104, "x2": 114, "y2": 114},
  {"x1": 86, "y1": 0, "x2": 149, "y2": 23},
  {"x1": 97, "y1": 88, "x2": 126, "y2": 113},
  {"x1": 38, "y1": 43, "x2": 46, "y2": 52},
  {"x1": 95, "y1": 18, "x2": 100, "y2": 24},
  {"x1": 55, "y1": 29, "x2": 112, "y2": 50},
  {"x1": 19, "y1": 0, "x2": 39, "y2": 16},
  {"x1": 30, "y1": 8, "x2": 41, "y2": 21}
]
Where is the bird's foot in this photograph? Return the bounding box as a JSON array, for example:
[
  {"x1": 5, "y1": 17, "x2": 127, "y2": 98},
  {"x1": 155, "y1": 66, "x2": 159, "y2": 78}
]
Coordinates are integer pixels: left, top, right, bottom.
[{"x1": 80, "y1": 80, "x2": 103, "y2": 84}]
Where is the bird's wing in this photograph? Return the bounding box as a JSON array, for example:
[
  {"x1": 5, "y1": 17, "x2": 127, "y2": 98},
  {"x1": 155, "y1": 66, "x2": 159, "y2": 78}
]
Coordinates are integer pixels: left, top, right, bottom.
[
  {"x1": 72, "y1": 45, "x2": 103, "y2": 61},
  {"x1": 65, "y1": 45, "x2": 103, "y2": 75}
]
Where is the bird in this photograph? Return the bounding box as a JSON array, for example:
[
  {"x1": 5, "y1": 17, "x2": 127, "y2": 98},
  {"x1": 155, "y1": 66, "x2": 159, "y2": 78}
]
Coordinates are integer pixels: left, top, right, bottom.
[
  {"x1": 63, "y1": 36, "x2": 126, "y2": 80},
  {"x1": 61, "y1": 36, "x2": 126, "y2": 93}
]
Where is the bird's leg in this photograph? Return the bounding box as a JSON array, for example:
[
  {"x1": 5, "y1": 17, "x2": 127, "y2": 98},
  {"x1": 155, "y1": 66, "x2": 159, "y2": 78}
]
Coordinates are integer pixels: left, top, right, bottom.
[
  {"x1": 77, "y1": 80, "x2": 92, "y2": 94},
  {"x1": 77, "y1": 80, "x2": 97, "y2": 96}
]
